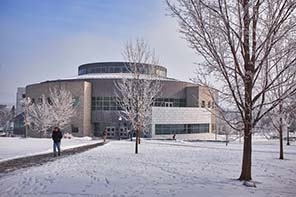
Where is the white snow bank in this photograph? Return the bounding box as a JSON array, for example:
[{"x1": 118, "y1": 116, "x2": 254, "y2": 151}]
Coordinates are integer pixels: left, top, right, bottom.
[{"x1": 0, "y1": 137, "x2": 101, "y2": 162}]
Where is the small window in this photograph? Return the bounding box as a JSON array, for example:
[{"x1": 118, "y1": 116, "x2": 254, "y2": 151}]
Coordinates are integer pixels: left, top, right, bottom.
[
  {"x1": 47, "y1": 97, "x2": 52, "y2": 105},
  {"x1": 38, "y1": 97, "x2": 43, "y2": 104},
  {"x1": 201, "y1": 100, "x2": 205, "y2": 108},
  {"x1": 165, "y1": 102, "x2": 173, "y2": 107},
  {"x1": 208, "y1": 101, "x2": 211, "y2": 108},
  {"x1": 71, "y1": 125, "x2": 79, "y2": 133},
  {"x1": 73, "y1": 96, "x2": 80, "y2": 107}
]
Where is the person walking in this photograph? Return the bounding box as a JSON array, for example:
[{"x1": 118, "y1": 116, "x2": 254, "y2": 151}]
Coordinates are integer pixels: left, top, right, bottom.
[
  {"x1": 172, "y1": 133, "x2": 176, "y2": 140},
  {"x1": 103, "y1": 128, "x2": 107, "y2": 143},
  {"x1": 52, "y1": 127, "x2": 63, "y2": 157}
]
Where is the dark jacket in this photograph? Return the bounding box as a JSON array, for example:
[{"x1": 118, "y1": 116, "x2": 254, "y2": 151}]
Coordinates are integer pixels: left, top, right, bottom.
[{"x1": 52, "y1": 129, "x2": 63, "y2": 143}]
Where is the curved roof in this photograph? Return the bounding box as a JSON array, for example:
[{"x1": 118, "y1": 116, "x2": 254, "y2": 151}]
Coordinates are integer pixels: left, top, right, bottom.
[{"x1": 78, "y1": 62, "x2": 167, "y2": 78}]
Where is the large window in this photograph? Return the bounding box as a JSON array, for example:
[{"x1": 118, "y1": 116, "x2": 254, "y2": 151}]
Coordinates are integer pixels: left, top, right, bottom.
[
  {"x1": 153, "y1": 98, "x2": 186, "y2": 107},
  {"x1": 92, "y1": 97, "x2": 187, "y2": 111},
  {"x1": 155, "y1": 124, "x2": 209, "y2": 135},
  {"x1": 92, "y1": 97, "x2": 122, "y2": 111}
]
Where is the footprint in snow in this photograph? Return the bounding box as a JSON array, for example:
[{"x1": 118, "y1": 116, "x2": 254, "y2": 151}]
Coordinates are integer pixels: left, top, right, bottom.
[{"x1": 105, "y1": 177, "x2": 110, "y2": 184}]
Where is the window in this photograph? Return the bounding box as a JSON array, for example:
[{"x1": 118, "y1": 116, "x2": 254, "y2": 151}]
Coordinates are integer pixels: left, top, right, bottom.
[
  {"x1": 165, "y1": 102, "x2": 173, "y2": 107},
  {"x1": 94, "y1": 123, "x2": 100, "y2": 132},
  {"x1": 38, "y1": 97, "x2": 43, "y2": 104},
  {"x1": 106, "y1": 127, "x2": 115, "y2": 137},
  {"x1": 73, "y1": 96, "x2": 80, "y2": 107},
  {"x1": 71, "y1": 125, "x2": 79, "y2": 133},
  {"x1": 201, "y1": 100, "x2": 205, "y2": 108},
  {"x1": 153, "y1": 98, "x2": 186, "y2": 107},
  {"x1": 115, "y1": 67, "x2": 120, "y2": 72},
  {"x1": 47, "y1": 97, "x2": 52, "y2": 105},
  {"x1": 208, "y1": 101, "x2": 211, "y2": 108},
  {"x1": 78, "y1": 68, "x2": 87, "y2": 75},
  {"x1": 155, "y1": 124, "x2": 209, "y2": 135},
  {"x1": 92, "y1": 96, "x2": 121, "y2": 111}
]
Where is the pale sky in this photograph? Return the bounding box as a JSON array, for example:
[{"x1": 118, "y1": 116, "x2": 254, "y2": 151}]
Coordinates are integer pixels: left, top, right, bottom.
[{"x1": 0, "y1": 0, "x2": 201, "y2": 105}]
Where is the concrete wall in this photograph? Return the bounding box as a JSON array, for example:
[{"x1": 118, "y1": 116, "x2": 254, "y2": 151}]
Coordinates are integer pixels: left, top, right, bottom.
[
  {"x1": 185, "y1": 86, "x2": 199, "y2": 107},
  {"x1": 83, "y1": 81, "x2": 92, "y2": 136},
  {"x1": 151, "y1": 107, "x2": 211, "y2": 137},
  {"x1": 198, "y1": 86, "x2": 218, "y2": 132}
]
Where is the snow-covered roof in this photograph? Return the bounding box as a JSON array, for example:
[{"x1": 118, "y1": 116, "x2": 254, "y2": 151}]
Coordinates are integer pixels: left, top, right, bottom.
[{"x1": 51, "y1": 73, "x2": 178, "y2": 82}]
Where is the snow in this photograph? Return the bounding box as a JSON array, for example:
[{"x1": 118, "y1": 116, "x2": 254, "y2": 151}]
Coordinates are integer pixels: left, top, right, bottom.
[
  {"x1": 0, "y1": 139, "x2": 296, "y2": 196},
  {"x1": 53, "y1": 73, "x2": 178, "y2": 82},
  {"x1": 0, "y1": 137, "x2": 100, "y2": 162}
]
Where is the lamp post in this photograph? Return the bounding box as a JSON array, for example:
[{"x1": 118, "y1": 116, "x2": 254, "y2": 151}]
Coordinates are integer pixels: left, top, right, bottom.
[
  {"x1": 118, "y1": 116, "x2": 122, "y2": 140},
  {"x1": 287, "y1": 127, "x2": 290, "y2": 146}
]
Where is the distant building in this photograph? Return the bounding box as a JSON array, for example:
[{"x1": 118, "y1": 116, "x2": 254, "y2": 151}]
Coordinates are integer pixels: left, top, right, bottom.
[
  {"x1": 25, "y1": 62, "x2": 217, "y2": 139},
  {"x1": 16, "y1": 87, "x2": 26, "y2": 115}
]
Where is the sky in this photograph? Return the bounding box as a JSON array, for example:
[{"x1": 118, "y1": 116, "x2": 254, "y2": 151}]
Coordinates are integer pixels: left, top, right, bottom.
[{"x1": 0, "y1": 0, "x2": 201, "y2": 105}]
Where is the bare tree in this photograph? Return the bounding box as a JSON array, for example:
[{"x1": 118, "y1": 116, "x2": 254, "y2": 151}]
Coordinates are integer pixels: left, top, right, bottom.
[
  {"x1": 216, "y1": 110, "x2": 244, "y2": 144},
  {"x1": 266, "y1": 59, "x2": 296, "y2": 159},
  {"x1": 115, "y1": 39, "x2": 161, "y2": 154},
  {"x1": 166, "y1": 0, "x2": 296, "y2": 182}
]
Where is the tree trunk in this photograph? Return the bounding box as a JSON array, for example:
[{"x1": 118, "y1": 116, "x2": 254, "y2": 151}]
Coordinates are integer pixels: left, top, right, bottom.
[
  {"x1": 25, "y1": 125, "x2": 28, "y2": 138},
  {"x1": 239, "y1": 0, "x2": 253, "y2": 182},
  {"x1": 239, "y1": 127, "x2": 252, "y2": 181},
  {"x1": 135, "y1": 129, "x2": 139, "y2": 154},
  {"x1": 279, "y1": 127, "x2": 283, "y2": 159},
  {"x1": 279, "y1": 103, "x2": 284, "y2": 160}
]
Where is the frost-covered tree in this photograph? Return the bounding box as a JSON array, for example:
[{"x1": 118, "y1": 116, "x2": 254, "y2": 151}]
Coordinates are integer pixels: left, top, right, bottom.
[
  {"x1": 22, "y1": 96, "x2": 53, "y2": 136},
  {"x1": 166, "y1": 0, "x2": 296, "y2": 182},
  {"x1": 216, "y1": 110, "x2": 244, "y2": 144},
  {"x1": 22, "y1": 87, "x2": 76, "y2": 136},
  {"x1": 115, "y1": 39, "x2": 161, "y2": 154},
  {"x1": 0, "y1": 105, "x2": 13, "y2": 133},
  {"x1": 265, "y1": 59, "x2": 296, "y2": 159},
  {"x1": 49, "y1": 87, "x2": 76, "y2": 129}
]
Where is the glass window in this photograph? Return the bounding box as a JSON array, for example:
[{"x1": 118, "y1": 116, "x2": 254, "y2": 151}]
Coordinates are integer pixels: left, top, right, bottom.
[
  {"x1": 115, "y1": 67, "x2": 120, "y2": 72},
  {"x1": 155, "y1": 124, "x2": 209, "y2": 135},
  {"x1": 92, "y1": 96, "x2": 122, "y2": 111},
  {"x1": 152, "y1": 98, "x2": 186, "y2": 107},
  {"x1": 165, "y1": 102, "x2": 173, "y2": 107},
  {"x1": 71, "y1": 125, "x2": 79, "y2": 133},
  {"x1": 73, "y1": 96, "x2": 80, "y2": 107},
  {"x1": 201, "y1": 100, "x2": 205, "y2": 108}
]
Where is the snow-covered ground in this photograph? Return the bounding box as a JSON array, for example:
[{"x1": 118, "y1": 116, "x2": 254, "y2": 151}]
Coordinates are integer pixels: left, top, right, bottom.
[
  {"x1": 0, "y1": 137, "x2": 101, "y2": 162},
  {"x1": 0, "y1": 138, "x2": 295, "y2": 197}
]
